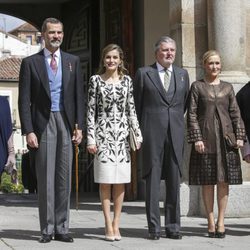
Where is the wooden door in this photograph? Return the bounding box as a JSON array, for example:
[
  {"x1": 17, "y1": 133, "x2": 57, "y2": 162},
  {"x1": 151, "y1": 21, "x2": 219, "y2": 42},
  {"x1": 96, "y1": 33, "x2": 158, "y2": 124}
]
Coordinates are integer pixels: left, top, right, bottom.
[
  {"x1": 62, "y1": 0, "x2": 99, "y2": 193},
  {"x1": 104, "y1": 0, "x2": 137, "y2": 200},
  {"x1": 104, "y1": 0, "x2": 134, "y2": 75}
]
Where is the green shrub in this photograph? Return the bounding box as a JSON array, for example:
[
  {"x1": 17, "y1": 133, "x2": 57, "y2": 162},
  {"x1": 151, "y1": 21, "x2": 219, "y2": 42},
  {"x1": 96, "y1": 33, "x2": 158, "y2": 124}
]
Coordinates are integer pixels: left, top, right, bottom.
[{"x1": 0, "y1": 170, "x2": 24, "y2": 193}]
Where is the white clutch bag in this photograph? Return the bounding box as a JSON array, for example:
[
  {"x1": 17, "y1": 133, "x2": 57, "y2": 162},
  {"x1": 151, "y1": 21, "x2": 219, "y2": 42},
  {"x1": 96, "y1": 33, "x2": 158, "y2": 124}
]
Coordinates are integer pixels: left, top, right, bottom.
[{"x1": 129, "y1": 128, "x2": 137, "y2": 151}]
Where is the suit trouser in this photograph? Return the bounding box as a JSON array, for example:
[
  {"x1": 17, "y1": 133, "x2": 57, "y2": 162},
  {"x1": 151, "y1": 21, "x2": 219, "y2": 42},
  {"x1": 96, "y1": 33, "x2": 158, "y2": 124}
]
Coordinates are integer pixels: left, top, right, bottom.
[
  {"x1": 35, "y1": 111, "x2": 73, "y2": 235},
  {"x1": 145, "y1": 131, "x2": 181, "y2": 234}
]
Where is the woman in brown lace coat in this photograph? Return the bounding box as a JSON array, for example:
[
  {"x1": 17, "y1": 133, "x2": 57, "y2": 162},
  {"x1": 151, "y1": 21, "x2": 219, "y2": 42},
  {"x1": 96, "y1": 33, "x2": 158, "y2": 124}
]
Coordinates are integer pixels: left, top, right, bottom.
[{"x1": 187, "y1": 50, "x2": 245, "y2": 238}]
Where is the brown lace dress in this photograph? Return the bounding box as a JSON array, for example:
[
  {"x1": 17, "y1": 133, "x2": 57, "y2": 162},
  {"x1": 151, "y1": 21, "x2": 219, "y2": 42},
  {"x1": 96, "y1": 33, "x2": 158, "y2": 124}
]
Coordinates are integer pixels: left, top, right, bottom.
[{"x1": 187, "y1": 80, "x2": 245, "y2": 185}]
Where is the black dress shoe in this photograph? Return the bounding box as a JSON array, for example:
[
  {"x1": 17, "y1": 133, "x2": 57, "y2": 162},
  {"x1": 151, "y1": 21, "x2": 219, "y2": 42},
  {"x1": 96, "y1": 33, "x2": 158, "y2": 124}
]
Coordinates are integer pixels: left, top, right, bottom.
[
  {"x1": 54, "y1": 234, "x2": 74, "y2": 242},
  {"x1": 39, "y1": 234, "x2": 52, "y2": 243},
  {"x1": 166, "y1": 232, "x2": 182, "y2": 240},
  {"x1": 216, "y1": 231, "x2": 226, "y2": 238},
  {"x1": 208, "y1": 231, "x2": 216, "y2": 238},
  {"x1": 148, "y1": 233, "x2": 160, "y2": 240}
]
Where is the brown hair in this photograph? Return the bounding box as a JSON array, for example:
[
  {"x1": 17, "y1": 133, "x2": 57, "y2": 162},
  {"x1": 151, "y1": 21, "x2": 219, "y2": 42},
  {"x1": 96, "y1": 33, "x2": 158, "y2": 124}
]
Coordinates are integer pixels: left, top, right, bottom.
[{"x1": 97, "y1": 44, "x2": 128, "y2": 78}]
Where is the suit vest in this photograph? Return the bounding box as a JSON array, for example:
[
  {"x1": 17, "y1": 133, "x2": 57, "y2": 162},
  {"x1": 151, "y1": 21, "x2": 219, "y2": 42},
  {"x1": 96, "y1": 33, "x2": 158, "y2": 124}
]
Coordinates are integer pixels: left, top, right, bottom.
[
  {"x1": 45, "y1": 56, "x2": 63, "y2": 111},
  {"x1": 165, "y1": 72, "x2": 176, "y2": 103}
]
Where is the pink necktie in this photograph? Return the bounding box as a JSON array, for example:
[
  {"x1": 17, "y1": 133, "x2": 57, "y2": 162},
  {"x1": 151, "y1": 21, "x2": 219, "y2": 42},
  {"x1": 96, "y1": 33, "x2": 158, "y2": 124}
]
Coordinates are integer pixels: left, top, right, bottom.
[{"x1": 50, "y1": 54, "x2": 57, "y2": 74}]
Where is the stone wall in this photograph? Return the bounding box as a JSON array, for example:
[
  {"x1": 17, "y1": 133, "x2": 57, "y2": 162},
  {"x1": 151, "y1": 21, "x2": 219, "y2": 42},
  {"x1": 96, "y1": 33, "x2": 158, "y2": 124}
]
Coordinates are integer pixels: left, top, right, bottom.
[{"x1": 137, "y1": 0, "x2": 250, "y2": 217}]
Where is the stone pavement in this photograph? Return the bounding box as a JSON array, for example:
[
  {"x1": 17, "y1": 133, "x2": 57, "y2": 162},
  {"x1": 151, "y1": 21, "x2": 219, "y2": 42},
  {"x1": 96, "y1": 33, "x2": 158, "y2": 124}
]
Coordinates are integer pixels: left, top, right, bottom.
[{"x1": 0, "y1": 193, "x2": 250, "y2": 250}]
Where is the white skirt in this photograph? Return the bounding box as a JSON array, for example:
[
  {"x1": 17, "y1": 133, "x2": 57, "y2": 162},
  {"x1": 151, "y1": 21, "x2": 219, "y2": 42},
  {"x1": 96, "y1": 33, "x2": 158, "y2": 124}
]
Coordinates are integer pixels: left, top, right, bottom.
[{"x1": 94, "y1": 157, "x2": 131, "y2": 184}]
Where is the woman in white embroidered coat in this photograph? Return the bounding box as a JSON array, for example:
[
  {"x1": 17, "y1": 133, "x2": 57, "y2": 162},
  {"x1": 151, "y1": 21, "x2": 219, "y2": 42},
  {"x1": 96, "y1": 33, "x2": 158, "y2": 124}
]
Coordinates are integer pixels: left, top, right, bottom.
[{"x1": 87, "y1": 44, "x2": 142, "y2": 241}]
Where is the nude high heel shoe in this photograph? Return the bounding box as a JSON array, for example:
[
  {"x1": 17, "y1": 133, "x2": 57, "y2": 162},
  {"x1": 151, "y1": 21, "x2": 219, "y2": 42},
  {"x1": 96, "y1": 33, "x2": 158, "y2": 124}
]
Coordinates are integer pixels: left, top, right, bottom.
[
  {"x1": 105, "y1": 224, "x2": 115, "y2": 241},
  {"x1": 105, "y1": 234, "x2": 115, "y2": 241},
  {"x1": 114, "y1": 234, "x2": 122, "y2": 241}
]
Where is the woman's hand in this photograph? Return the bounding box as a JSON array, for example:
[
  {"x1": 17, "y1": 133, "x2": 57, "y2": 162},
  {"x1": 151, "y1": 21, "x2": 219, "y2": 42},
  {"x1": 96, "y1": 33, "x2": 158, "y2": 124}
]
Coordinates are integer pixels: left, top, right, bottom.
[
  {"x1": 87, "y1": 144, "x2": 97, "y2": 154},
  {"x1": 194, "y1": 140, "x2": 205, "y2": 154},
  {"x1": 136, "y1": 142, "x2": 141, "y2": 150},
  {"x1": 236, "y1": 139, "x2": 244, "y2": 148}
]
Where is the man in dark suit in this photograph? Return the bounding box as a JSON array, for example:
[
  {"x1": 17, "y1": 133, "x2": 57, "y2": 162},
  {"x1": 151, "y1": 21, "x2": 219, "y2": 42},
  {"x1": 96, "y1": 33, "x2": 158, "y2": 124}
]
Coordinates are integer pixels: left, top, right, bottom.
[
  {"x1": 236, "y1": 81, "x2": 250, "y2": 163},
  {"x1": 18, "y1": 17, "x2": 84, "y2": 243},
  {"x1": 134, "y1": 36, "x2": 190, "y2": 240}
]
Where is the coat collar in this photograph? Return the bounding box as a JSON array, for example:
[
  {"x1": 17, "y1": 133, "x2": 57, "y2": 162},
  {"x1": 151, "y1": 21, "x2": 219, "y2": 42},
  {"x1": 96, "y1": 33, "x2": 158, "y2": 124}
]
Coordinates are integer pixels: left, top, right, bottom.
[
  {"x1": 147, "y1": 63, "x2": 185, "y2": 105},
  {"x1": 147, "y1": 63, "x2": 170, "y2": 104},
  {"x1": 33, "y1": 50, "x2": 50, "y2": 98},
  {"x1": 61, "y1": 51, "x2": 71, "y2": 92},
  {"x1": 148, "y1": 63, "x2": 165, "y2": 90}
]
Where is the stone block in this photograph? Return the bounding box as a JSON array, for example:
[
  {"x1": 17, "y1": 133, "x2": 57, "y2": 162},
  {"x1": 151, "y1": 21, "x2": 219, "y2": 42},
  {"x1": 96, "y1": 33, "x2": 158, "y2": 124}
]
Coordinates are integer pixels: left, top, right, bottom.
[
  {"x1": 199, "y1": 182, "x2": 250, "y2": 218},
  {"x1": 138, "y1": 180, "x2": 250, "y2": 218}
]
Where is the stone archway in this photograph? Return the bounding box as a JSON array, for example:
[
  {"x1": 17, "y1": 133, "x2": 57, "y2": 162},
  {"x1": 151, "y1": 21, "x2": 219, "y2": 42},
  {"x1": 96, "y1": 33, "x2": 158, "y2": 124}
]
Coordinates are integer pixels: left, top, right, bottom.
[{"x1": 0, "y1": 0, "x2": 137, "y2": 198}]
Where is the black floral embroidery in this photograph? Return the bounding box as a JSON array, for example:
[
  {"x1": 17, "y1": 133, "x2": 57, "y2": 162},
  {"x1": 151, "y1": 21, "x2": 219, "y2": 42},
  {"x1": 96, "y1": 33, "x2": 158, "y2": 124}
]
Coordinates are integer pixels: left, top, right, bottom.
[{"x1": 87, "y1": 75, "x2": 142, "y2": 166}]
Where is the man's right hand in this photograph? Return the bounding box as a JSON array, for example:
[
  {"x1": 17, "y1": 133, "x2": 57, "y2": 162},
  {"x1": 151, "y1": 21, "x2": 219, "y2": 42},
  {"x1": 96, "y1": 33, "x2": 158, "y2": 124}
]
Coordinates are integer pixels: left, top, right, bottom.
[{"x1": 26, "y1": 132, "x2": 39, "y2": 148}]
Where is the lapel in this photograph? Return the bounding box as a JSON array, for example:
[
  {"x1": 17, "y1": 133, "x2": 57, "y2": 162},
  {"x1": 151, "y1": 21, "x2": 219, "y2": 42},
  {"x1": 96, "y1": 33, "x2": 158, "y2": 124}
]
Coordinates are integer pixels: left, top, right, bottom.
[
  {"x1": 33, "y1": 50, "x2": 71, "y2": 99},
  {"x1": 33, "y1": 50, "x2": 50, "y2": 98},
  {"x1": 61, "y1": 51, "x2": 71, "y2": 94},
  {"x1": 171, "y1": 65, "x2": 185, "y2": 104},
  {"x1": 173, "y1": 65, "x2": 181, "y2": 89},
  {"x1": 147, "y1": 63, "x2": 170, "y2": 104}
]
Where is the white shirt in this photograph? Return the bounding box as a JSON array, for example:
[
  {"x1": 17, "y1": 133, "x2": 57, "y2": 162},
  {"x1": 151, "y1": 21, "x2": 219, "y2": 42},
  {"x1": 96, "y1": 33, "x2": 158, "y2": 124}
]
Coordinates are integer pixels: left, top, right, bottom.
[
  {"x1": 44, "y1": 47, "x2": 60, "y2": 66},
  {"x1": 156, "y1": 62, "x2": 173, "y2": 87}
]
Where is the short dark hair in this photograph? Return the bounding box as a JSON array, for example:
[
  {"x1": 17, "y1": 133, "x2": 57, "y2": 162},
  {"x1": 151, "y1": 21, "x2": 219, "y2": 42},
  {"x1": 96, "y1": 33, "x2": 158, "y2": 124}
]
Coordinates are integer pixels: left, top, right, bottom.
[{"x1": 41, "y1": 17, "x2": 63, "y2": 33}]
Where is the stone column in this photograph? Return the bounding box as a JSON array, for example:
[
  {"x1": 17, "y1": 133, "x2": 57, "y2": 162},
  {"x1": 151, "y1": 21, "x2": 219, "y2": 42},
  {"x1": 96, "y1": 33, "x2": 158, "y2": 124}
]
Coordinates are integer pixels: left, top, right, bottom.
[
  {"x1": 168, "y1": 0, "x2": 201, "y2": 216},
  {"x1": 169, "y1": 0, "x2": 197, "y2": 82},
  {"x1": 207, "y1": 0, "x2": 248, "y2": 87},
  {"x1": 207, "y1": 1, "x2": 250, "y2": 212}
]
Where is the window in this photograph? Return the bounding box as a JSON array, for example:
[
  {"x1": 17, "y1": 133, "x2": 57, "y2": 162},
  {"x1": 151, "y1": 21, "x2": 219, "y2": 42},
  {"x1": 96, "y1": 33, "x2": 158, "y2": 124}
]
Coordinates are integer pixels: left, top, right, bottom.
[{"x1": 26, "y1": 35, "x2": 32, "y2": 45}]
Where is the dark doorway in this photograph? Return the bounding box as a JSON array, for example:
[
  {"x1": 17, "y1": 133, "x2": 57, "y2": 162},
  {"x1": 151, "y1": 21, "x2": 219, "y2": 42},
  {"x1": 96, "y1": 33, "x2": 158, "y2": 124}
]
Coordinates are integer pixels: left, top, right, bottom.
[{"x1": 0, "y1": 0, "x2": 136, "y2": 198}]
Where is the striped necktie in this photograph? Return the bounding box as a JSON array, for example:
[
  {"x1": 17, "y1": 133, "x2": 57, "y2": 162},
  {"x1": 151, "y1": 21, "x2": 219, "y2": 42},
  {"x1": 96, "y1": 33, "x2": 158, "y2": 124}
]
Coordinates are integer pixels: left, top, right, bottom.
[{"x1": 164, "y1": 69, "x2": 170, "y2": 92}]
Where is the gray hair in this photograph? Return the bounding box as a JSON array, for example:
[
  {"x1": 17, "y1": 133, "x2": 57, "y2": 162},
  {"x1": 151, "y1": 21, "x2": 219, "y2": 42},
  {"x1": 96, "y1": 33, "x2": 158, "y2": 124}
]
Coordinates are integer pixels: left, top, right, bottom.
[
  {"x1": 41, "y1": 17, "x2": 63, "y2": 33},
  {"x1": 154, "y1": 36, "x2": 176, "y2": 53}
]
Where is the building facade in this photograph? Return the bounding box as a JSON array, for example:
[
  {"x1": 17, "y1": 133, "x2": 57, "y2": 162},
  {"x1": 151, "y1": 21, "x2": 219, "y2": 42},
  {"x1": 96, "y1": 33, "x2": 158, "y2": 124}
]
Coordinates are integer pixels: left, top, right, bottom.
[
  {"x1": 9, "y1": 22, "x2": 41, "y2": 45},
  {"x1": 0, "y1": 26, "x2": 41, "y2": 151}
]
